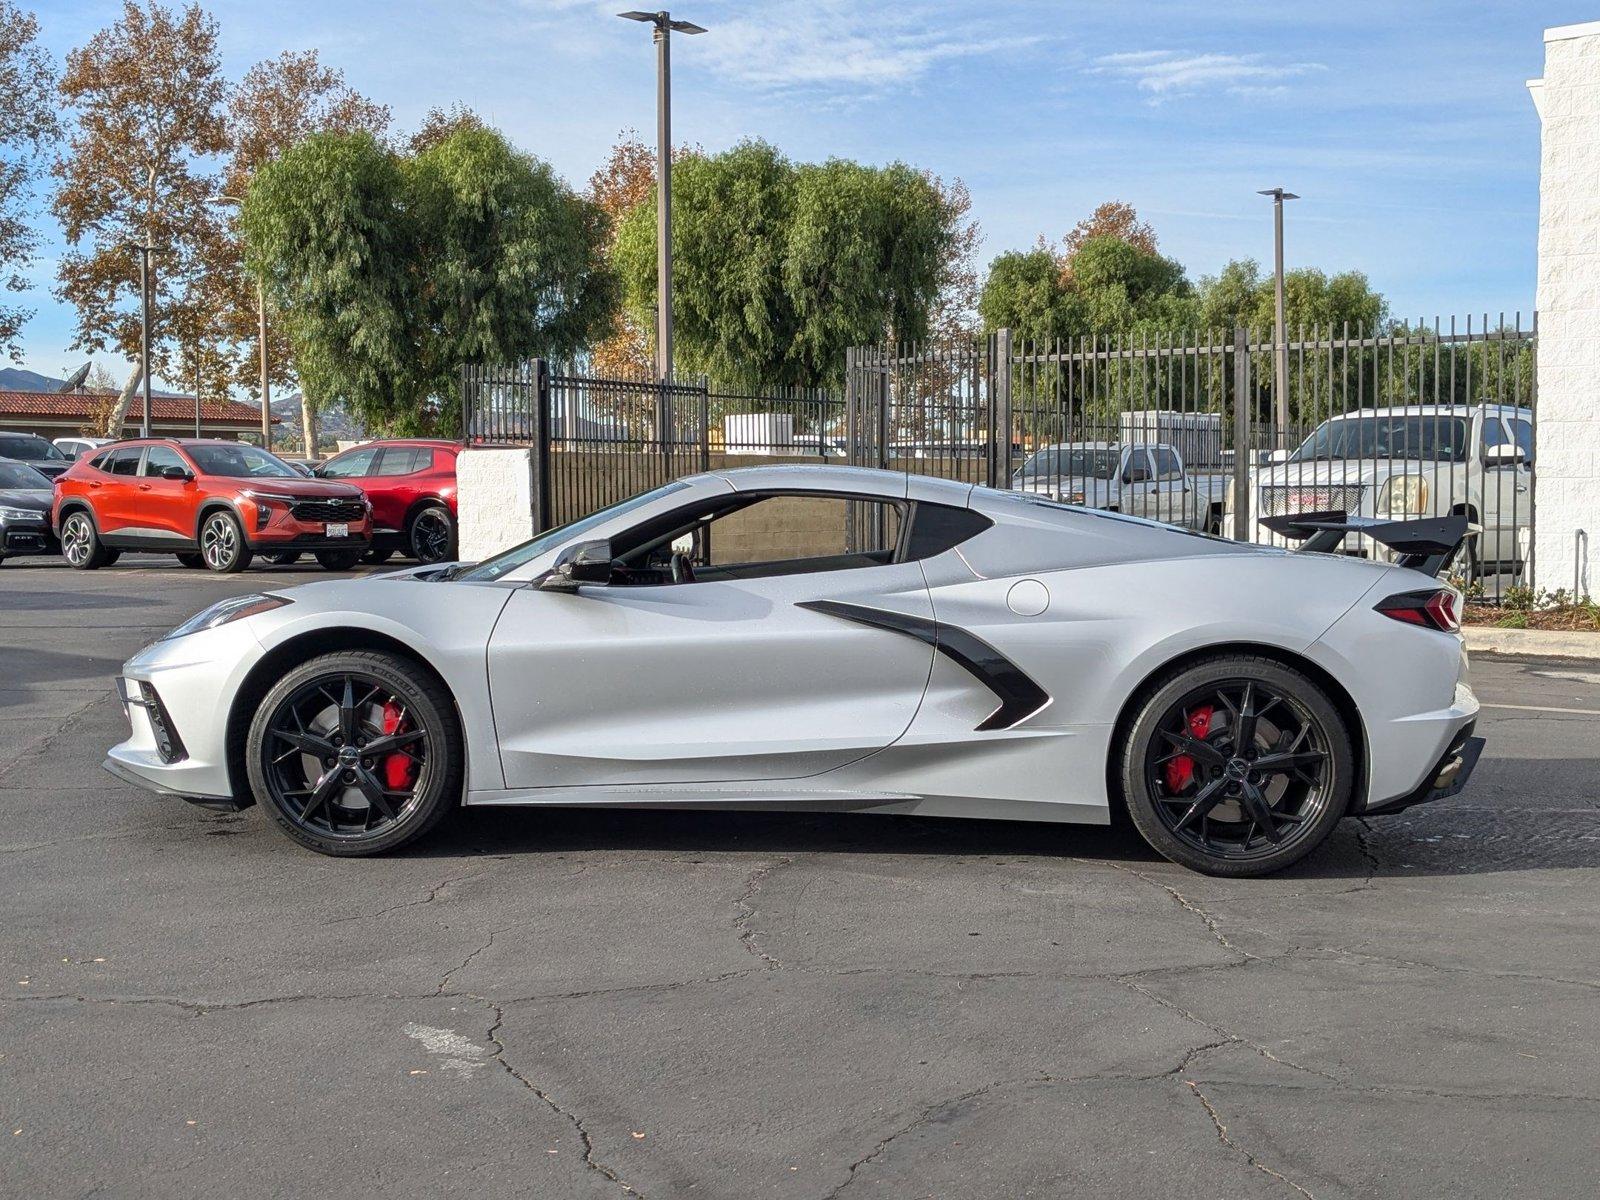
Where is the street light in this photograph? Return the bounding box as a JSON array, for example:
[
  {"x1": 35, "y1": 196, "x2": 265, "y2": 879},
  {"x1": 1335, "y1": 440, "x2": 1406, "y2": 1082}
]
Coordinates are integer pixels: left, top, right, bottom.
[
  {"x1": 1257, "y1": 188, "x2": 1298, "y2": 449},
  {"x1": 124, "y1": 238, "x2": 157, "y2": 438},
  {"x1": 619, "y1": 10, "x2": 706, "y2": 384},
  {"x1": 207, "y1": 194, "x2": 271, "y2": 449}
]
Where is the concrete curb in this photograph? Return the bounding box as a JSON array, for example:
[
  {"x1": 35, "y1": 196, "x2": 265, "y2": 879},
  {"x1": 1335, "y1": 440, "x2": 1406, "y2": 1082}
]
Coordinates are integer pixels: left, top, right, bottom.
[{"x1": 1464, "y1": 625, "x2": 1600, "y2": 659}]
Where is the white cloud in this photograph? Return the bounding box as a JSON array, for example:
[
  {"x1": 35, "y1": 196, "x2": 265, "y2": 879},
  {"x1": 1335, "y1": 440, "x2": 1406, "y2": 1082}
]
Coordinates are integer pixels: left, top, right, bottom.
[{"x1": 1093, "y1": 50, "x2": 1325, "y2": 98}]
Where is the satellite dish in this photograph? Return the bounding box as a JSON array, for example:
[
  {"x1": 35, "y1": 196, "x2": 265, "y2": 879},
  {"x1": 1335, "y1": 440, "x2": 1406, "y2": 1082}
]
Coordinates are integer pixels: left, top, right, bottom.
[{"x1": 58, "y1": 363, "x2": 92, "y2": 393}]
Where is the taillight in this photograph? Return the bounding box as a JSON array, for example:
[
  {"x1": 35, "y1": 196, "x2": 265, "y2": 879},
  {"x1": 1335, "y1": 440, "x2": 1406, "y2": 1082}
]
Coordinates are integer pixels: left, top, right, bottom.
[{"x1": 1375, "y1": 588, "x2": 1460, "y2": 633}]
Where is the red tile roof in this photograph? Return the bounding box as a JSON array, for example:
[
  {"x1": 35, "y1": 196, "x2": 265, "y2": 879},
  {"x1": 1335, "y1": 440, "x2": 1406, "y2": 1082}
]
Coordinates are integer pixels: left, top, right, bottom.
[{"x1": 0, "y1": 388, "x2": 277, "y2": 426}]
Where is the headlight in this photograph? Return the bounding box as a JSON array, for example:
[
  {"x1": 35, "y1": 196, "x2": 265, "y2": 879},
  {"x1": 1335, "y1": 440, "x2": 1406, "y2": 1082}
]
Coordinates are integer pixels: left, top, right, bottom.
[
  {"x1": 163, "y1": 593, "x2": 291, "y2": 640},
  {"x1": 0, "y1": 506, "x2": 41, "y2": 521},
  {"x1": 1065, "y1": 491, "x2": 1085, "y2": 505},
  {"x1": 240, "y1": 490, "x2": 297, "y2": 505},
  {"x1": 1377, "y1": 476, "x2": 1428, "y2": 516}
]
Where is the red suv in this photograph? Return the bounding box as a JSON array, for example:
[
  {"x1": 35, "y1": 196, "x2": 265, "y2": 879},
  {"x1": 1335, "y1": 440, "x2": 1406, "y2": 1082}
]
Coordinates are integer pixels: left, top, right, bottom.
[
  {"x1": 314, "y1": 439, "x2": 458, "y2": 564},
  {"x1": 53, "y1": 439, "x2": 372, "y2": 573}
]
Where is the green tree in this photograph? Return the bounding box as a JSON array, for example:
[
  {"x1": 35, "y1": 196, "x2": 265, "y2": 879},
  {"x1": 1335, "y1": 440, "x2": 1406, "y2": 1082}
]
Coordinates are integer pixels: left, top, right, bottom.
[
  {"x1": 242, "y1": 126, "x2": 614, "y2": 436},
  {"x1": 0, "y1": 1, "x2": 58, "y2": 360}
]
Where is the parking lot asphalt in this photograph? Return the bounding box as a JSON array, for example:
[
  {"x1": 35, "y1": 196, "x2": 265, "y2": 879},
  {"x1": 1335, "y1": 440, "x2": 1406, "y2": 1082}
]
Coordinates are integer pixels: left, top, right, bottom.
[{"x1": 3, "y1": 554, "x2": 1599, "y2": 1199}]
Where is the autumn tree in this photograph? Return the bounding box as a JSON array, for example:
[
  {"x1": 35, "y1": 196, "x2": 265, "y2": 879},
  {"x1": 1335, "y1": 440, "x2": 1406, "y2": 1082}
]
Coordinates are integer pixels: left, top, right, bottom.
[
  {"x1": 0, "y1": 2, "x2": 57, "y2": 361},
  {"x1": 213, "y1": 49, "x2": 390, "y2": 452},
  {"x1": 52, "y1": 0, "x2": 228, "y2": 435},
  {"x1": 587, "y1": 131, "x2": 662, "y2": 376},
  {"x1": 1062, "y1": 200, "x2": 1158, "y2": 262},
  {"x1": 408, "y1": 103, "x2": 486, "y2": 154}
]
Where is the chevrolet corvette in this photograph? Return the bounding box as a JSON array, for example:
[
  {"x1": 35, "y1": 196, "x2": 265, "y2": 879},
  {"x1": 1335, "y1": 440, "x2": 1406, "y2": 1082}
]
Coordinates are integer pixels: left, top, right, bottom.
[{"x1": 104, "y1": 465, "x2": 1483, "y2": 876}]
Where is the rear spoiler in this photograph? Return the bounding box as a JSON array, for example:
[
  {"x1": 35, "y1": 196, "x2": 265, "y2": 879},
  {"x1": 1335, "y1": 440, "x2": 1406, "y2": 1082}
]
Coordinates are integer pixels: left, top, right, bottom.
[{"x1": 1259, "y1": 510, "x2": 1473, "y2": 578}]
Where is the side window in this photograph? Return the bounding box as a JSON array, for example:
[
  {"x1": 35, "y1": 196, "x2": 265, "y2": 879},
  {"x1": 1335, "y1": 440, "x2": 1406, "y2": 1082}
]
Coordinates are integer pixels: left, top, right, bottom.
[
  {"x1": 107, "y1": 447, "x2": 143, "y2": 476},
  {"x1": 1509, "y1": 418, "x2": 1534, "y2": 464},
  {"x1": 142, "y1": 446, "x2": 187, "y2": 476},
  {"x1": 1480, "y1": 417, "x2": 1509, "y2": 457},
  {"x1": 374, "y1": 447, "x2": 425, "y2": 476},
  {"x1": 1152, "y1": 447, "x2": 1182, "y2": 481},
  {"x1": 319, "y1": 447, "x2": 377, "y2": 478},
  {"x1": 89, "y1": 451, "x2": 114, "y2": 472},
  {"x1": 702, "y1": 495, "x2": 902, "y2": 573},
  {"x1": 1124, "y1": 451, "x2": 1153, "y2": 482},
  {"x1": 904, "y1": 503, "x2": 993, "y2": 559}
]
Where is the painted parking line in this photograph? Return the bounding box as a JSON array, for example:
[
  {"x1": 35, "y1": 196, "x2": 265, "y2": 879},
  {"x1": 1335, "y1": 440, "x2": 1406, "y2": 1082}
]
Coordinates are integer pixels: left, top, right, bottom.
[{"x1": 1479, "y1": 702, "x2": 1600, "y2": 717}]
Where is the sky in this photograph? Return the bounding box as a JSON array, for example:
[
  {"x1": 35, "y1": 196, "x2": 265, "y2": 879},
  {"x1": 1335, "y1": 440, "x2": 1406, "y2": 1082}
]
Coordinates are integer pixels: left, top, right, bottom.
[{"x1": 14, "y1": 0, "x2": 1594, "y2": 387}]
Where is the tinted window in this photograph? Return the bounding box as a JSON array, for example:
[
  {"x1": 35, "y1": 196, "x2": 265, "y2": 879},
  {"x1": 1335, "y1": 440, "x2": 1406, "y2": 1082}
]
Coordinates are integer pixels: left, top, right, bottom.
[
  {"x1": 1124, "y1": 451, "x2": 1154, "y2": 481},
  {"x1": 186, "y1": 444, "x2": 297, "y2": 478},
  {"x1": 375, "y1": 447, "x2": 428, "y2": 476},
  {"x1": 1291, "y1": 415, "x2": 1471, "y2": 464},
  {"x1": 142, "y1": 445, "x2": 188, "y2": 476},
  {"x1": 319, "y1": 447, "x2": 378, "y2": 478},
  {"x1": 904, "y1": 503, "x2": 993, "y2": 559},
  {"x1": 106, "y1": 447, "x2": 143, "y2": 476},
  {"x1": 1509, "y1": 417, "x2": 1534, "y2": 464},
  {"x1": 701, "y1": 495, "x2": 901, "y2": 569},
  {"x1": 0, "y1": 433, "x2": 65, "y2": 461},
  {"x1": 88, "y1": 451, "x2": 114, "y2": 472},
  {"x1": 1153, "y1": 447, "x2": 1182, "y2": 480},
  {"x1": 0, "y1": 462, "x2": 49, "y2": 489}
]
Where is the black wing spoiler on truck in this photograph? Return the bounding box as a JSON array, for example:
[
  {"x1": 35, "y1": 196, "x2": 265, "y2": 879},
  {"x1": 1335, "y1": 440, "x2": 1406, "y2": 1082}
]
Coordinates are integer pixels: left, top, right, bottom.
[{"x1": 1259, "y1": 510, "x2": 1473, "y2": 578}]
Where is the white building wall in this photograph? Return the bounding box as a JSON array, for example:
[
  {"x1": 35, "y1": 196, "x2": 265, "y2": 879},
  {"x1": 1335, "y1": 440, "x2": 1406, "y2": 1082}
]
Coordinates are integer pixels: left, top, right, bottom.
[
  {"x1": 1533, "y1": 21, "x2": 1600, "y2": 598},
  {"x1": 455, "y1": 447, "x2": 536, "y2": 562}
]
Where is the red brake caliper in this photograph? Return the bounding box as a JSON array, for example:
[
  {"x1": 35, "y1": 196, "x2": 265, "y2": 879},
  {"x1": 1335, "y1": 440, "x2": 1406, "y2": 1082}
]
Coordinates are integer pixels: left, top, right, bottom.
[
  {"x1": 1164, "y1": 705, "x2": 1214, "y2": 793},
  {"x1": 381, "y1": 701, "x2": 419, "y2": 791}
]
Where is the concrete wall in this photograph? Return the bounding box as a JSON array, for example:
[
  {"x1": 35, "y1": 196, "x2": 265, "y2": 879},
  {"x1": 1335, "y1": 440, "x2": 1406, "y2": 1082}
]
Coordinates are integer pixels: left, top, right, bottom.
[
  {"x1": 457, "y1": 447, "x2": 536, "y2": 562},
  {"x1": 1533, "y1": 22, "x2": 1600, "y2": 598}
]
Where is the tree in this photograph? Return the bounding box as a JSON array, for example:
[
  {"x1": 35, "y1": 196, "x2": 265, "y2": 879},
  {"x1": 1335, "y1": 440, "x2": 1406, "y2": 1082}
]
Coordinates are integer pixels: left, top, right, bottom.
[
  {"x1": 52, "y1": 0, "x2": 228, "y2": 435},
  {"x1": 0, "y1": 2, "x2": 57, "y2": 360},
  {"x1": 242, "y1": 126, "x2": 615, "y2": 436},
  {"x1": 612, "y1": 139, "x2": 960, "y2": 389},
  {"x1": 218, "y1": 49, "x2": 390, "y2": 451},
  {"x1": 1063, "y1": 201, "x2": 1158, "y2": 261},
  {"x1": 408, "y1": 103, "x2": 486, "y2": 154}
]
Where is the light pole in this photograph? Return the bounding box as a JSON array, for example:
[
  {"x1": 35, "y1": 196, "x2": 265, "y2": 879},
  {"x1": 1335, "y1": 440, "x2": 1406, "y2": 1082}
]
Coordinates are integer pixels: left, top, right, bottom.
[
  {"x1": 127, "y1": 238, "x2": 156, "y2": 438},
  {"x1": 619, "y1": 10, "x2": 705, "y2": 384},
  {"x1": 207, "y1": 194, "x2": 271, "y2": 449},
  {"x1": 1257, "y1": 188, "x2": 1298, "y2": 449}
]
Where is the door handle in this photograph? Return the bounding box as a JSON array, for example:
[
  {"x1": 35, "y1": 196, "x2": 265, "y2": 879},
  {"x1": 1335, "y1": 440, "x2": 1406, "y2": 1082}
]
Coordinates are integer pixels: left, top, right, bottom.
[
  {"x1": 90, "y1": 481, "x2": 101, "y2": 488},
  {"x1": 1516, "y1": 484, "x2": 1529, "y2": 494},
  {"x1": 138, "y1": 483, "x2": 152, "y2": 491}
]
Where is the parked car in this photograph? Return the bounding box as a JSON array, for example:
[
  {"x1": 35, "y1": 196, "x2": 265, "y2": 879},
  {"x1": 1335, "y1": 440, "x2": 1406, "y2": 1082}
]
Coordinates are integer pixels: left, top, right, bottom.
[
  {"x1": 313, "y1": 439, "x2": 458, "y2": 564},
  {"x1": 0, "y1": 460, "x2": 58, "y2": 565},
  {"x1": 54, "y1": 435, "x2": 113, "y2": 460},
  {"x1": 53, "y1": 438, "x2": 372, "y2": 574},
  {"x1": 0, "y1": 431, "x2": 72, "y2": 481},
  {"x1": 1012, "y1": 441, "x2": 1229, "y2": 533},
  {"x1": 105, "y1": 465, "x2": 1481, "y2": 876},
  {"x1": 1240, "y1": 404, "x2": 1533, "y2": 577}
]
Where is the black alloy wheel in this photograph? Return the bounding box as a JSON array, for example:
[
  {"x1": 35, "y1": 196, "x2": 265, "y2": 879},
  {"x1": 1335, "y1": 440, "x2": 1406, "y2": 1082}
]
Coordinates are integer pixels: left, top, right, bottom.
[
  {"x1": 246, "y1": 651, "x2": 461, "y2": 855},
  {"x1": 408, "y1": 505, "x2": 455, "y2": 564},
  {"x1": 200, "y1": 510, "x2": 252, "y2": 573},
  {"x1": 1120, "y1": 656, "x2": 1353, "y2": 876}
]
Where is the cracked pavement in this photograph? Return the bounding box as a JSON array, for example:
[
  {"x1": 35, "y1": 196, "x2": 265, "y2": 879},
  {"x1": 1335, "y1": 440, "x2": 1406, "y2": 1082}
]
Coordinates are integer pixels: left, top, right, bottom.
[{"x1": 4, "y1": 560, "x2": 1600, "y2": 1198}]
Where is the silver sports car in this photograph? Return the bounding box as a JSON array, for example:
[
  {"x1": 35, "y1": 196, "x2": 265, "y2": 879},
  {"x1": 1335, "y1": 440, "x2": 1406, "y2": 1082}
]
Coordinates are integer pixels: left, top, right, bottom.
[{"x1": 106, "y1": 464, "x2": 1483, "y2": 876}]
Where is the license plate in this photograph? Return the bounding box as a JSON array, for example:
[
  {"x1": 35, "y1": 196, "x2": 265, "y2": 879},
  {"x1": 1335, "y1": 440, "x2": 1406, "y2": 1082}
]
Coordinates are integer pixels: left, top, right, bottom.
[{"x1": 326, "y1": 522, "x2": 349, "y2": 538}]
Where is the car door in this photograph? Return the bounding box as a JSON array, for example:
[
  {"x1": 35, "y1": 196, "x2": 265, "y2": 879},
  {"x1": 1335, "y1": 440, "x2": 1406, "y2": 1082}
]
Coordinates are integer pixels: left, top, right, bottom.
[
  {"x1": 1119, "y1": 449, "x2": 1159, "y2": 518},
  {"x1": 367, "y1": 446, "x2": 428, "y2": 531},
  {"x1": 95, "y1": 446, "x2": 146, "y2": 535},
  {"x1": 136, "y1": 444, "x2": 198, "y2": 543},
  {"x1": 1478, "y1": 414, "x2": 1533, "y2": 568},
  {"x1": 486, "y1": 490, "x2": 936, "y2": 789}
]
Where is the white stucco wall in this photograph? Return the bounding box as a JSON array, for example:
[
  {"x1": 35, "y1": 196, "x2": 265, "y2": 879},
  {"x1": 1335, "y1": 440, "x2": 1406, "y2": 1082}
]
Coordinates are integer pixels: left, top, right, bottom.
[
  {"x1": 1533, "y1": 21, "x2": 1600, "y2": 598},
  {"x1": 456, "y1": 447, "x2": 536, "y2": 562}
]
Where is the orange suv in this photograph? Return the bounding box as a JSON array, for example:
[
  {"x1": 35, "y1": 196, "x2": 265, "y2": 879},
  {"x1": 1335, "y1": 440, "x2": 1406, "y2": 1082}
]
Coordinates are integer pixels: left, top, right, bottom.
[{"x1": 53, "y1": 439, "x2": 372, "y2": 573}]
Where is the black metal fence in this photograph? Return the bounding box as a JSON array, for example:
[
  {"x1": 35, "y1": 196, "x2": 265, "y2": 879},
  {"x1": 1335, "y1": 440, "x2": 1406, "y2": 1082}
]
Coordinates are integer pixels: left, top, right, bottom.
[{"x1": 463, "y1": 314, "x2": 1536, "y2": 598}]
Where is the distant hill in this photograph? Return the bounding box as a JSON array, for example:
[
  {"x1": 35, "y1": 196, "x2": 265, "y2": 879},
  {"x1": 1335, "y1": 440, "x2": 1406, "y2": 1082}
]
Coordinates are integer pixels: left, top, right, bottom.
[
  {"x1": 0, "y1": 367, "x2": 68, "y2": 391},
  {"x1": 267, "y1": 393, "x2": 367, "y2": 442}
]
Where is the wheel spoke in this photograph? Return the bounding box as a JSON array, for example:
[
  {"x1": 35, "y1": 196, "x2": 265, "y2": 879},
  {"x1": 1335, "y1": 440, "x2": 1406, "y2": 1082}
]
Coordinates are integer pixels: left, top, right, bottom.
[
  {"x1": 352, "y1": 768, "x2": 396, "y2": 820},
  {"x1": 1172, "y1": 778, "x2": 1228, "y2": 833},
  {"x1": 1158, "y1": 729, "x2": 1226, "y2": 768},
  {"x1": 1239, "y1": 782, "x2": 1281, "y2": 844},
  {"x1": 363, "y1": 728, "x2": 424, "y2": 758},
  {"x1": 1253, "y1": 749, "x2": 1326, "y2": 776},
  {"x1": 1235, "y1": 681, "x2": 1259, "y2": 753},
  {"x1": 271, "y1": 728, "x2": 335, "y2": 758},
  {"x1": 300, "y1": 766, "x2": 343, "y2": 825},
  {"x1": 338, "y1": 676, "x2": 358, "y2": 743}
]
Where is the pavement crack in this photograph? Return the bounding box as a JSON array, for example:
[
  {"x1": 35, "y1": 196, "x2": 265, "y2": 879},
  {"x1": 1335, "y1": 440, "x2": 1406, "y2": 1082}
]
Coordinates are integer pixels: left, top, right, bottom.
[
  {"x1": 0, "y1": 691, "x2": 115, "y2": 786},
  {"x1": 734, "y1": 855, "x2": 794, "y2": 969},
  {"x1": 323, "y1": 870, "x2": 481, "y2": 927},
  {"x1": 1091, "y1": 859, "x2": 1255, "y2": 961},
  {"x1": 436, "y1": 926, "x2": 507, "y2": 995},
  {"x1": 1186, "y1": 1078, "x2": 1316, "y2": 1198},
  {"x1": 479, "y1": 998, "x2": 641, "y2": 1197}
]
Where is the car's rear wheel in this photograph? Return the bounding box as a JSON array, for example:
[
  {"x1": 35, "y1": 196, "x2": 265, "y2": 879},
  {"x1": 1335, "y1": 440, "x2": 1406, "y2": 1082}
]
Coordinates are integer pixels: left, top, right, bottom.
[
  {"x1": 408, "y1": 504, "x2": 456, "y2": 564},
  {"x1": 266, "y1": 551, "x2": 302, "y2": 566},
  {"x1": 1119, "y1": 655, "x2": 1353, "y2": 877},
  {"x1": 363, "y1": 547, "x2": 394, "y2": 565},
  {"x1": 315, "y1": 548, "x2": 363, "y2": 571},
  {"x1": 246, "y1": 651, "x2": 462, "y2": 856},
  {"x1": 200, "y1": 511, "x2": 252, "y2": 573},
  {"x1": 61, "y1": 510, "x2": 112, "y2": 570},
  {"x1": 176, "y1": 552, "x2": 205, "y2": 569}
]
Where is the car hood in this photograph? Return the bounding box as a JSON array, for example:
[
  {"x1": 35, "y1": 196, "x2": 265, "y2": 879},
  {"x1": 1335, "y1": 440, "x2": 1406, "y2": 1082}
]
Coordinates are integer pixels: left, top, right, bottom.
[
  {"x1": 1257, "y1": 460, "x2": 1403, "y2": 487},
  {"x1": 232, "y1": 478, "x2": 365, "y2": 499},
  {"x1": 0, "y1": 487, "x2": 51, "y2": 510},
  {"x1": 5, "y1": 460, "x2": 66, "y2": 477}
]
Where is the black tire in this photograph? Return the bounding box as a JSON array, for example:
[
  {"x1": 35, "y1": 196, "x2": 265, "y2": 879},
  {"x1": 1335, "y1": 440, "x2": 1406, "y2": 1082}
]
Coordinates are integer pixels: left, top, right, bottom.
[
  {"x1": 364, "y1": 547, "x2": 395, "y2": 565},
  {"x1": 315, "y1": 548, "x2": 364, "y2": 571},
  {"x1": 1118, "y1": 655, "x2": 1354, "y2": 877},
  {"x1": 245, "y1": 650, "x2": 463, "y2": 856},
  {"x1": 199, "y1": 510, "x2": 253, "y2": 573},
  {"x1": 176, "y1": 552, "x2": 206, "y2": 569},
  {"x1": 408, "y1": 504, "x2": 456, "y2": 564},
  {"x1": 266, "y1": 551, "x2": 302, "y2": 566},
  {"x1": 60, "y1": 509, "x2": 112, "y2": 570}
]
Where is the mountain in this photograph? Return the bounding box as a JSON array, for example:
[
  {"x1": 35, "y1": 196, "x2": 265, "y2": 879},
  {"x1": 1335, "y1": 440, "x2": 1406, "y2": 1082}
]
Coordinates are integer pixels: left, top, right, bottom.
[
  {"x1": 266, "y1": 393, "x2": 367, "y2": 442},
  {"x1": 0, "y1": 367, "x2": 68, "y2": 391}
]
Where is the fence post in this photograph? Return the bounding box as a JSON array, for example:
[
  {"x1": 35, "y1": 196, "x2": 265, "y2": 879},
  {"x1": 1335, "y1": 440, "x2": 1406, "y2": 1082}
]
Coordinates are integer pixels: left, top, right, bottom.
[
  {"x1": 459, "y1": 364, "x2": 471, "y2": 445},
  {"x1": 990, "y1": 328, "x2": 1013, "y2": 488},
  {"x1": 1231, "y1": 327, "x2": 1251, "y2": 541},
  {"x1": 532, "y1": 358, "x2": 552, "y2": 533},
  {"x1": 698, "y1": 375, "x2": 711, "y2": 473},
  {"x1": 875, "y1": 349, "x2": 890, "y2": 471},
  {"x1": 844, "y1": 347, "x2": 859, "y2": 468}
]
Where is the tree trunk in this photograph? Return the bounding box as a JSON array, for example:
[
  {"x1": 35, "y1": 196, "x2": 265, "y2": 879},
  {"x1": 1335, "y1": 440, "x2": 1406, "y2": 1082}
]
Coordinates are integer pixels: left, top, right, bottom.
[
  {"x1": 103, "y1": 361, "x2": 145, "y2": 437},
  {"x1": 300, "y1": 396, "x2": 319, "y2": 459}
]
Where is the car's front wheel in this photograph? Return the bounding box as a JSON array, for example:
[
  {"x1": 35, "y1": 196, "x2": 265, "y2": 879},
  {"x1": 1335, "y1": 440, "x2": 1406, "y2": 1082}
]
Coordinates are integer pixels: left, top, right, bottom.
[
  {"x1": 245, "y1": 650, "x2": 463, "y2": 855},
  {"x1": 1118, "y1": 655, "x2": 1354, "y2": 877},
  {"x1": 408, "y1": 504, "x2": 456, "y2": 564},
  {"x1": 200, "y1": 511, "x2": 252, "y2": 573},
  {"x1": 61, "y1": 510, "x2": 112, "y2": 570}
]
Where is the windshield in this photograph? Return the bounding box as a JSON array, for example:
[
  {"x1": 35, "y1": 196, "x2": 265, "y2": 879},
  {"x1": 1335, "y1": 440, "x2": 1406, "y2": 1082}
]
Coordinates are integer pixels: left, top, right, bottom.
[
  {"x1": 457, "y1": 480, "x2": 691, "y2": 582},
  {"x1": 0, "y1": 434, "x2": 65, "y2": 461},
  {"x1": 185, "y1": 444, "x2": 299, "y2": 478},
  {"x1": 1290, "y1": 415, "x2": 1471, "y2": 464},
  {"x1": 0, "y1": 462, "x2": 49, "y2": 489},
  {"x1": 1015, "y1": 447, "x2": 1118, "y2": 481}
]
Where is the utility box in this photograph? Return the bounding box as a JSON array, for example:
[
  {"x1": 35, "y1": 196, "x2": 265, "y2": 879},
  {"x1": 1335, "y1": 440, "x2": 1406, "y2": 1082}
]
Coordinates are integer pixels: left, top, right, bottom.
[
  {"x1": 723, "y1": 413, "x2": 795, "y2": 455},
  {"x1": 1120, "y1": 410, "x2": 1223, "y2": 469}
]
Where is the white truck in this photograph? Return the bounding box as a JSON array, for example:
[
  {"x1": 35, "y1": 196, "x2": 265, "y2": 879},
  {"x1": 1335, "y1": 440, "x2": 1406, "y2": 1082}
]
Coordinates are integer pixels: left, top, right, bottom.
[
  {"x1": 1241, "y1": 403, "x2": 1534, "y2": 577},
  {"x1": 1012, "y1": 441, "x2": 1230, "y2": 533}
]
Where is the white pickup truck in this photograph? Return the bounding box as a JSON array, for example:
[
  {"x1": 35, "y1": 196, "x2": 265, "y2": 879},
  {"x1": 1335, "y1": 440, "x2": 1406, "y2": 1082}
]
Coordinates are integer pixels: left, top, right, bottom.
[
  {"x1": 1012, "y1": 441, "x2": 1230, "y2": 533},
  {"x1": 1241, "y1": 403, "x2": 1534, "y2": 577}
]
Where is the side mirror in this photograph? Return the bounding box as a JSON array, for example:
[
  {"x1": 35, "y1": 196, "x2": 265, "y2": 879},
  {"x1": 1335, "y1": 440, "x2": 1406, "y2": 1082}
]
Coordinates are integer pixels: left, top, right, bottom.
[
  {"x1": 160, "y1": 465, "x2": 194, "y2": 482},
  {"x1": 541, "y1": 539, "x2": 614, "y2": 591},
  {"x1": 1484, "y1": 444, "x2": 1528, "y2": 468}
]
